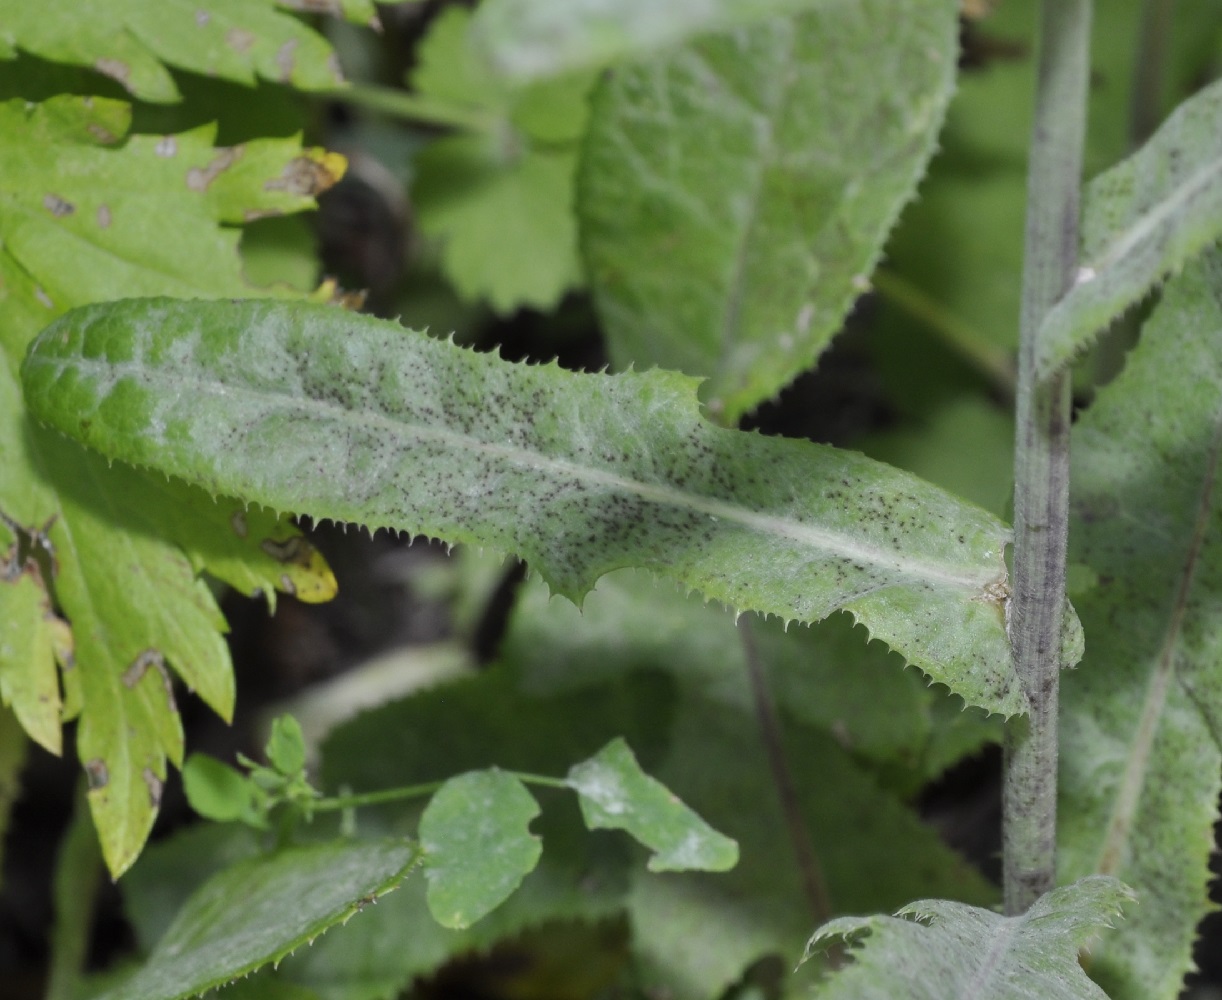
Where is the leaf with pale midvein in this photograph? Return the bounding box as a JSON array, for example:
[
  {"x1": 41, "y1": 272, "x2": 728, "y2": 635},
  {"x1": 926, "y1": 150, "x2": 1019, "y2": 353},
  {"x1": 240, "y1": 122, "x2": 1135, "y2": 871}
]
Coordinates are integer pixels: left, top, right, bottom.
[
  {"x1": 470, "y1": 0, "x2": 837, "y2": 81},
  {"x1": 94, "y1": 839, "x2": 419, "y2": 1000},
  {"x1": 803, "y1": 876, "x2": 1132, "y2": 999},
  {"x1": 1057, "y1": 250, "x2": 1222, "y2": 1000},
  {"x1": 578, "y1": 0, "x2": 959, "y2": 424},
  {"x1": 0, "y1": 94, "x2": 338, "y2": 877},
  {"x1": 22, "y1": 295, "x2": 1023, "y2": 715},
  {"x1": 1035, "y1": 77, "x2": 1222, "y2": 381}
]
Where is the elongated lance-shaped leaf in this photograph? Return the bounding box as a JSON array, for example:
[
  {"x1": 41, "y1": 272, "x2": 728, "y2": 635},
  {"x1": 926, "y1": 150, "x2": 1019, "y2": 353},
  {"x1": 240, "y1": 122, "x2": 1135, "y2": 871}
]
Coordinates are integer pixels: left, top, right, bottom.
[
  {"x1": 579, "y1": 0, "x2": 959, "y2": 424},
  {"x1": 1035, "y1": 77, "x2": 1222, "y2": 382},
  {"x1": 1057, "y1": 250, "x2": 1222, "y2": 1000},
  {"x1": 802, "y1": 876, "x2": 1133, "y2": 999},
  {"x1": 470, "y1": 0, "x2": 836, "y2": 81},
  {"x1": 95, "y1": 839, "x2": 418, "y2": 1000},
  {"x1": 22, "y1": 296, "x2": 1023, "y2": 715}
]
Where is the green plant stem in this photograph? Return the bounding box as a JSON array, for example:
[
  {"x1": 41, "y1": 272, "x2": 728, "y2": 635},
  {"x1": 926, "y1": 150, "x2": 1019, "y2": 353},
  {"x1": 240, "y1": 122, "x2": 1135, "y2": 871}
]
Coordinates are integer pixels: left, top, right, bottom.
[
  {"x1": 1129, "y1": 0, "x2": 1177, "y2": 147},
  {"x1": 44, "y1": 783, "x2": 103, "y2": 1000},
  {"x1": 312, "y1": 772, "x2": 569, "y2": 813},
  {"x1": 318, "y1": 83, "x2": 499, "y2": 132},
  {"x1": 739, "y1": 619, "x2": 833, "y2": 926},
  {"x1": 1004, "y1": 0, "x2": 1092, "y2": 916}
]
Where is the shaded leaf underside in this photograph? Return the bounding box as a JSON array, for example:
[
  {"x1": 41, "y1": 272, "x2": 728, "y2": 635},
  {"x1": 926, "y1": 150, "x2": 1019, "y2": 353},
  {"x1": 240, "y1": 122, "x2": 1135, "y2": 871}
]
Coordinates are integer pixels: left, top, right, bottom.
[{"x1": 22, "y1": 296, "x2": 1024, "y2": 715}]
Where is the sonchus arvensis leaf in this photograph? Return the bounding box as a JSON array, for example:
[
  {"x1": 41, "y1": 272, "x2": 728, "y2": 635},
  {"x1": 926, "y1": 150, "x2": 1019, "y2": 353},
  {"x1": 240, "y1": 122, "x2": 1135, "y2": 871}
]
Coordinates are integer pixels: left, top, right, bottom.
[
  {"x1": 0, "y1": 95, "x2": 338, "y2": 877},
  {"x1": 1058, "y1": 249, "x2": 1222, "y2": 1000},
  {"x1": 22, "y1": 296, "x2": 1025, "y2": 716}
]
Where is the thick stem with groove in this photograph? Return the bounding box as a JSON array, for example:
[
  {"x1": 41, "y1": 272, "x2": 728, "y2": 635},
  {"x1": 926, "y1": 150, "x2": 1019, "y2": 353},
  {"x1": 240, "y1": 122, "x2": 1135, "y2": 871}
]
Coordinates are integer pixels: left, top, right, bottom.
[{"x1": 1003, "y1": 0, "x2": 1091, "y2": 915}]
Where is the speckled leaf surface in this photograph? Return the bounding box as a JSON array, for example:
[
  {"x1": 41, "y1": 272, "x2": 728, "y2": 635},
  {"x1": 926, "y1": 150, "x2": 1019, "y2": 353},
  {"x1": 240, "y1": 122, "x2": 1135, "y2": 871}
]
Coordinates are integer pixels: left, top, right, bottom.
[
  {"x1": 1036, "y1": 77, "x2": 1222, "y2": 382},
  {"x1": 804, "y1": 876, "x2": 1132, "y2": 999},
  {"x1": 579, "y1": 0, "x2": 959, "y2": 423},
  {"x1": 94, "y1": 839, "x2": 418, "y2": 1000},
  {"x1": 0, "y1": 0, "x2": 367, "y2": 104},
  {"x1": 22, "y1": 296, "x2": 1023, "y2": 715},
  {"x1": 567, "y1": 737, "x2": 737, "y2": 872},
  {"x1": 470, "y1": 0, "x2": 835, "y2": 81},
  {"x1": 0, "y1": 558, "x2": 68, "y2": 754},
  {"x1": 420, "y1": 770, "x2": 542, "y2": 929},
  {"x1": 1057, "y1": 251, "x2": 1222, "y2": 1000},
  {"x1": 0, "y1": 95, "x2": 337, "y2": 877}
]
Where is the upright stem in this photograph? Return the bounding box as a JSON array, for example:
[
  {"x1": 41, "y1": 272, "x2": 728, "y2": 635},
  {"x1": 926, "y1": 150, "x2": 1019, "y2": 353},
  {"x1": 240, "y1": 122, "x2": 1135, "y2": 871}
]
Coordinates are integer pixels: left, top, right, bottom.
[{"x1": 1003, "y1": 0, "x2": 1092, "y2": 915}]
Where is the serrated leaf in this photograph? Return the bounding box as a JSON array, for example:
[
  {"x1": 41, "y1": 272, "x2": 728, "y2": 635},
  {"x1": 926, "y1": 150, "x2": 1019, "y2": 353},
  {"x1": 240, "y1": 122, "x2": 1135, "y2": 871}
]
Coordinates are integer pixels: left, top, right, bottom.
[
  {"x1": 0, "y1": 561, "x2": 67, "y2": 753},
  {"x1": 410, "y1": 8, "x2": 592, "y2": 314},
  {"x1": 1035, "y1": 77, "x2": 1222, "y2": 382},
  {"x1": 578, "y1": 0, "x2": 959, "y2": 424},
  {"x1": 0, "y1": 94, "x2": 337, "y2": 877},
  {"x1": 470, "y1": 0, "x2": 840, "y2": 81},
  {"x1": 803, "y1": 876, "x2": 1132, "y2": 998},
  {"x1": 22, "y1": 296, "x2": 1023, "y2": 716},
  {"x1": 567, "y1": 738, "x2": 736, "y2": 873},
  {"x1": 95, "y1": 839, "x2": 419, "y2": 1000},
  {"x1": 420, "y1": 769, "x2": 543, "y2": 929},
  {"x1": 1058, "y1": 249, "x2": 1222, "y2": 1000},
  {"x1": 0, "y1": 0, "x2": 361, "y2": 103}
]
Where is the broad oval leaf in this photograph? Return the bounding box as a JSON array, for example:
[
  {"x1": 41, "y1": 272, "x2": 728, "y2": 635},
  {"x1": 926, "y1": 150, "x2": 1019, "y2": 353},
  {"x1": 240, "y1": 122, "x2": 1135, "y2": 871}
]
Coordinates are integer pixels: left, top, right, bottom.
[
  {"x1": 567, "y1": 737, "x2": 737, "y2": 872},
  {"x1": 469, "y1": 0, "x2": 837, "y2": 81},
  {"x1": 21, "y1": 297, "x2": 1022, "y2": 715},
  {"x1": 1035, "y1": 77, "x2": 1222, "y2": 381},
  {"x1": 1058, "y1": 249, "x2": 1222, "y2": 1000},
  {"x1": 803, "y1": 876, "x2": 1133, "y2": 999},
  {"x1": 95, "y1": 838, "x2": 418, "y2": 1000},
  {"x1": 579, "y1": 0, "x2": 959, "y2": 424},
  {"x1": 420, "y1": 769, "x2": 542, "y2": 929}
]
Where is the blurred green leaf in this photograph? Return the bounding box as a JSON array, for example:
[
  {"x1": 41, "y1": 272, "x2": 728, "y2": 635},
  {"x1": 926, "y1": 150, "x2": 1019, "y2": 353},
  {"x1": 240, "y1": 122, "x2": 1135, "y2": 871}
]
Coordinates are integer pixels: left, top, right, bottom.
[
  {"x1": 567, "y1": 737, "x2": 738, "y2": 873},
  {"x1": 579, "y1": 0, "x2": 959, "y2": 422},
  {"x1": 420, "y1": 769, "x2": 543, "y2": 929},
  {"x1": 182, "y1": 754, "x2": 266, "y2": 827},
  {"x1": 97, "y1": 839, "x2": 418, "y2": 1000},
  {"x1": 267, "y1": 715, "x2": 308, "y2": 777},
  {"x1": 1058, "y1": 249, "x2": 1222, "y2": 1000}
]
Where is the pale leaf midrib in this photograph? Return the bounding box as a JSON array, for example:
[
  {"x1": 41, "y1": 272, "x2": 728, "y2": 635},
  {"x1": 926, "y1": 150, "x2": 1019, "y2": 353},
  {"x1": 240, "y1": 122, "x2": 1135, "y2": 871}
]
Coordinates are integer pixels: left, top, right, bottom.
[
  {"x1": 1096, "y1": 407, "x2": 1222, "y2": 876},
  {"x1": 74, "y1": 355, "x2": 1005, "y2": 595}
]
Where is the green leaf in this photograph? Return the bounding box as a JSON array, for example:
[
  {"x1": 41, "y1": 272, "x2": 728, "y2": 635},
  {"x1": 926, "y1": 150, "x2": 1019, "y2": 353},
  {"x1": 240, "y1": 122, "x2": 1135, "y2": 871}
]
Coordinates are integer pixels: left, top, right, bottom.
[
  {"x1": 267, "y1": 714, "x2": 308, "y2": 776},
  {"x1": 578, "y1": 0, "x2": 959, "y2": 423},
  {"x1": 0, "y1": 560, "x2": 68, "y2": 754},
  {"x1": 567, "y1": 737, "x2": 737, "y2": 872},
  {"x1": 470, "y1": 0, "x2": 841, "y2": 81},
  {"x1": 95, "y1": 839, "x2": 419, "y2": 1000},
  {"x1": 803, "y1": 876, "x2": 1133, "y2": 998},
  {"x1": 1058, "y1": 249, "x2": 1222, "y2": 1000},
  {"x1": 410, "y1": 8, "x2": 593, "y2": 314},
  {"x1": 182, "y1": 754, "x2": 266, "y2": 827},
  {"x1": 0, "y1": 0, "x2": 362, "y2": 103},
  {"x1": 420, "y1": 769, "x2": 543, "y2": 929},
  {"x1": 21, "y1": 296, "x2": 1023, "y2": 716},
  {"x1": 0, "y1": 94, "x2": 337, "y2": 876},
  {"x1": 1035, "y1": 77, "x2": 1222, "y2": 381}
]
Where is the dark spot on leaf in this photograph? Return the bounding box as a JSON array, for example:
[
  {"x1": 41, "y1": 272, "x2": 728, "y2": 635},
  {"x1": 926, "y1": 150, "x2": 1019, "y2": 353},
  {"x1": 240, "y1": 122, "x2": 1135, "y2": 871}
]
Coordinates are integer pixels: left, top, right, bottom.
[
  {"x1": 261, "y1": 535, "x2": 310, "y2": 565},
  {"x1": 96, "y1": 204, "x2": 112, "y2": 228},
  {"x1": 143, "y1": 768, "x2": 163, "y2": 808},
  {"x1": 123, "y1": 649, "x2": 165, "y2": 688},
  {"x1": 226, "y1": 27, "x2": 255, "y2": 53},
  {"x1": 85, "y1": 758, "x2": 109, "y2": 790},
  {"x1": 43, "y1": 194, "x2": 74, "y2": 217},
  {"x1": 94, "y1": 58, "x2": 131, "y2": 88},
  {"x1": 155, "y1": 136, "x2": 178, "y2": 158},
  {"x1": 276, "y1": 39, "x2": 299, "y2": 81},
  {"x1": 264, "y1": 155, "x2": 343, "y2": 197}
]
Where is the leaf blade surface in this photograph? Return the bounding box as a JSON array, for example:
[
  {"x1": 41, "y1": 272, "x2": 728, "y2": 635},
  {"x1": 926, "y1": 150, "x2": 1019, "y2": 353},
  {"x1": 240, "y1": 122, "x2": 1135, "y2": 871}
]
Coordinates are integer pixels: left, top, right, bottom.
[{"x1": 22, "y1": 296, "x2": 1023, "y2": 715}]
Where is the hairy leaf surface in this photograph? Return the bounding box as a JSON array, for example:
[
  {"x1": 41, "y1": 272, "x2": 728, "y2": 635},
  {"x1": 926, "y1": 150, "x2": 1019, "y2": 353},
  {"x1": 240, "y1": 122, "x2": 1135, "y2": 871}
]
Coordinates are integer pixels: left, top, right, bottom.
[
  {"x1": 0, "y1": 0, "x2": 366, "y2": 103},
  {"x1": 1036, "y1": 77, "x2": 1222, "y2": 381},
  {"x1": 567, "y1": 737, "x2": 738, "y2": 872},
  {"x1": 1058, "y1": 250, "x2": 1222, "y2": 999},
  {"x1": 470, "y1": 0, "x2": 836, "y2": 81},
  {"x1": 22, "y1": 296, "x2": 1023, "y2": 714},
  {"x1": 95, "y1": 839, "x2": 418, "y2": 1000},
  {"x1": 0, "y1": 95, "x2": 336, "y2": 876},
  {"x1": 579, "y1": 0, "x2": 959, "y2": 423},
  {"x1": 804, "y1": 876, "x2": 1132, "y2": 998},
  {"x1": 420, "y1": 769, "x2": 543, "y2": 929}
]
